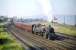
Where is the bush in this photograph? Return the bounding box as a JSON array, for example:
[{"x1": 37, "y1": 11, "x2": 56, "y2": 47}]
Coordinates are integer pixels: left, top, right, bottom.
[{"x1": 0, "y1": 39, "x2": 9, "y2": 45}]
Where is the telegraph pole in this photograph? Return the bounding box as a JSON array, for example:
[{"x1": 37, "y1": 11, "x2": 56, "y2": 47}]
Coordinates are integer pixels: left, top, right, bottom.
[
  {"x1": 64, "y1": 16, "x2": 65, "y2": 25},
  {"x1": 75, "y1": 16, "x2": 76, "y2": 27}
]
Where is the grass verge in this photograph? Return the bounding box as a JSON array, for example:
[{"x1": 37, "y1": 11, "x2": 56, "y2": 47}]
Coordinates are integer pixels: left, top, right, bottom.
[
  {"x1": 51, "y1": 22, "x2": 76, "y2": 37},
  {"x1": 0, "y1": 25, "x2": 24, "y2": 50}
]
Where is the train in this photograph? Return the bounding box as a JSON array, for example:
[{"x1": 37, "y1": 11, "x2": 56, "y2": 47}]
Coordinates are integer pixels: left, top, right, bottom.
[{"x1": 12, "y1": 19, "x2": 56, "y2": 40}]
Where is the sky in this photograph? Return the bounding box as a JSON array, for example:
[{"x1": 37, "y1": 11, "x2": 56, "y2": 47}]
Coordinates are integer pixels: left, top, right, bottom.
[
  {"x1": 0, "y1": 0, "x2": 8, "y2": 16},
  {"x1": 0, "y1": 0, "x2": 52, "y2": 19},
  {"x1": 1, "y1": 0, "x2": 76, "y2": 22},
  {"x1": 52, "y1": 0, "x2": 76, "y2": 15}
]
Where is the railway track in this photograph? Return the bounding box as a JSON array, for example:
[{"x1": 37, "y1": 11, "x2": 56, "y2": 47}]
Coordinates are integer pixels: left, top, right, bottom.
[
  {"x1": 7, "y1": 25, "x2": 76, "y2": 50},
  {"x1": 7, "y1": 26, "x2": 56, "y2": 50},
  {"x1": 7, "y1": 29, "x2": 36, "y2": 50},
  {"x1": 7, "y1": 27, "x2": 43, "y2": 50},
  {"x1": 56, "y1": 32, "x2": 76, "y2": 40}
]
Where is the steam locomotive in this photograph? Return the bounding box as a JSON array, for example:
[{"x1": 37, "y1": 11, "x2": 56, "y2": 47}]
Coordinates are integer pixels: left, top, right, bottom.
[{"x1": 12, "y1": 19, "x2": 56, "y2": 40}]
